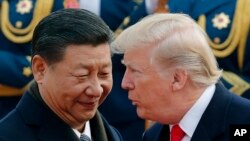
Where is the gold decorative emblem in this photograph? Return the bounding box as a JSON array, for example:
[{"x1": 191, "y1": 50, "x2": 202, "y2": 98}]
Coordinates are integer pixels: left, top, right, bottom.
[
  {"x1": 213, "y1": 37, "x2": 221, "y2": 44},
  {"x1": 23, "y1": 67, "x2": 32, "y2": 77},
  {"x1": 123, "y1": 17, "x2": 130, "y2": 26},
  {"x1": 16, "y1": 0, "x2": 33, "y2": 15},
  {"x1": 15, "y1": 21, "x2": 23, "y2": 28},
  {"x1": 2, "y1": 0, "x2": 54, "y2": 43},
  {"x1": 212, "y1": 12, "x2": 230, "y2": 30}
]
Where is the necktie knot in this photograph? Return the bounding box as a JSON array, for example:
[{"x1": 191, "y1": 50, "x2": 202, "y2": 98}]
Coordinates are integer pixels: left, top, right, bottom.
[
  {"x1": 170, "y1": 125, "x2": 185, "y2": 141},
  {"x1": 80, "y1": 134, "x2": 91, "y2": 141}
]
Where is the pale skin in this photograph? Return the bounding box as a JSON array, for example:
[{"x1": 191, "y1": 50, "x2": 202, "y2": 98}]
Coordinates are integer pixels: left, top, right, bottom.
[
  {"x1": 121, "y1": 45, "x2": 206, "y2": 124},
  {"x1": 32, "y1": 43, "x2": 113, "y2": 132}
]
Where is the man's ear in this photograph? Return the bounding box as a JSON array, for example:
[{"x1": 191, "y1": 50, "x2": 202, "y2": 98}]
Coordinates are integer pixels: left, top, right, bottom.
[
  {"x1": 32, "y1": 55, "x2": 47, "y2": 84},
  {"x1": 172, "y1": 68, "x2": 188, "y2": 91}
]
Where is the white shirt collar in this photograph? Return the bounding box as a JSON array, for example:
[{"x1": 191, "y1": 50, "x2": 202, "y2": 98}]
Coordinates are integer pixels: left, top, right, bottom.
[
  {"x1": 73, "y1": 121, "x2": 92, "y2": 140},
  {"x1": 170, "y1": 84, "x2": 215, "y2": 141}
]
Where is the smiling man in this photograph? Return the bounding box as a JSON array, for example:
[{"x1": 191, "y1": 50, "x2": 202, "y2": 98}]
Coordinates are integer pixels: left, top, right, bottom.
[{"x1": 0, "y1": 9, "x2": 122, "y2": 141}]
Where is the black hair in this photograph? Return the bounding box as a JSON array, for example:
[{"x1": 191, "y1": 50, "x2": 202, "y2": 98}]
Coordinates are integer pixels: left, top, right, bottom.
[{"x1": 32, "y1": 8, "x2": 113, "y2": 65}]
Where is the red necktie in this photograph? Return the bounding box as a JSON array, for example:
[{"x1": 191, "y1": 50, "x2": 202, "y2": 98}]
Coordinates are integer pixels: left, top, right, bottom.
[{"x1": 170, "y1": 125, "x2": 185, "y2": 141}]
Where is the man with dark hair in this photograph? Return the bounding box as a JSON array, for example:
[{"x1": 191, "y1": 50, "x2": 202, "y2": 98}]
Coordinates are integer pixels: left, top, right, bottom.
[{"x1": 0, "y1": 9, "x2": 122, "y2": 141}]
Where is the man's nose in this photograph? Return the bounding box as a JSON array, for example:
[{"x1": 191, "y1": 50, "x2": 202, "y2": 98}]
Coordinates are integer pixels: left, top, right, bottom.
[
  {"x1": 85, "y1": 79, "x2": 103, "y2": 97},
  {"x1": 121, "y1": 71, "x2": 134, "y2": 90}
]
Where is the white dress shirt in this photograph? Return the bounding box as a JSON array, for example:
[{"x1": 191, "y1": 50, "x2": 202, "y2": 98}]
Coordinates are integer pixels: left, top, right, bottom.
[
  {"x1": 73, "y1": 121, "x2": 92, "y2": 140},
  {"x1": 170, "y1": 84, "x2": 216, "y2": 141}
]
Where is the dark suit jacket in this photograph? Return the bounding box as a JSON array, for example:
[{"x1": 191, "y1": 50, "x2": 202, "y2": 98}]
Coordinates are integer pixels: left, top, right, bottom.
[
  {"x1": 143, "y1": 83, "x2": 250, "y2": 141},
  {"x1": 0, "y1": 91, "x2": 123, "y2": 141}
]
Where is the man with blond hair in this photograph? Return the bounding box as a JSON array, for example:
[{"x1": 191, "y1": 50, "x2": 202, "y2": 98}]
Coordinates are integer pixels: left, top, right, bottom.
[{"x1": 112, "y1": 13, "x2": 250, "y2": 141}]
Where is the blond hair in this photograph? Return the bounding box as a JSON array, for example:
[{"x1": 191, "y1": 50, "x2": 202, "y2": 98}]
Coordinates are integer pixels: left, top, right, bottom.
[{"x1": 112, "y1": 13, "x2": 222, "y2": 87}]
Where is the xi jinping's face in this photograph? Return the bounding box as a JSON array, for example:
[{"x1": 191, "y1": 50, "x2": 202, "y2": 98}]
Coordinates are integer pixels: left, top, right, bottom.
[{"x1": 33, "y1": 43, "x2": 113, "y2": 129}]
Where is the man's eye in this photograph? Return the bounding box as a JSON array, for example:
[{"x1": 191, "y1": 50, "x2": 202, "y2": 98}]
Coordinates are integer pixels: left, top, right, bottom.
[
  {"x1": 77, "y1": 75, "x2": 88, "y2": 77},
  {"x1": 98, "y1": 73, "x2": 110, "y2": 77},
  {"x1": 130, "y1": 68, "x2": 140, "y2": 73},
  {"x1": 75, "y1": 75, "x2": 88, "y2": 82},
  {"x1": 73, "y1": 74, "x2": 88, "y2": 78}
]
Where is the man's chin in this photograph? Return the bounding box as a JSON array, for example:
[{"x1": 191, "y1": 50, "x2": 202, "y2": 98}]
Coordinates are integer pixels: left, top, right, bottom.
[{"x1": 136, "y1": 108, "x2": 145, "y2": 119}]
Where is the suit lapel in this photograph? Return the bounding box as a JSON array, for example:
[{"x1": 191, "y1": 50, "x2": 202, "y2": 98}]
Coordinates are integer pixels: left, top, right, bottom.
[
  {"x1": 191, "y1": 124, "x2": 213, "y2": 141},
  {"x1": 17, "y1": 91, "x2": 79, "y2": 141},
  {"x1": 143, "y1": 123, "x2": 170, "y2": 141},
  {"x1": 38, "y1": 114, "x2": 78, "y2": 141},
  {"x1": 191, "y1": 83, "x2": 232, "y2": 141},
  {"x1": 159, "y1": 125, "x2": 170, "y2": 141},
  {"x1": 90, "y1": 111, "x2": 108, "y2": 141}
]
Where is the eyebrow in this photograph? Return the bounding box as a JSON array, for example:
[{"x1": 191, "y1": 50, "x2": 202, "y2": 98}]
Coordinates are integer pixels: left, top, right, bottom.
[{"x1": 77, "y1": 62, "x2": 112, "y2": 69}]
